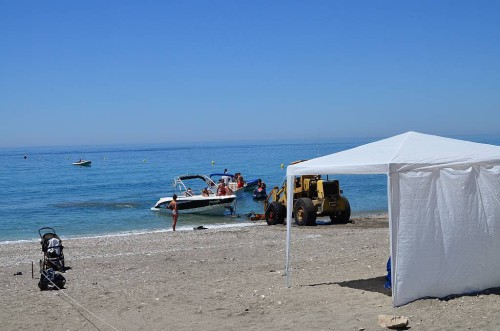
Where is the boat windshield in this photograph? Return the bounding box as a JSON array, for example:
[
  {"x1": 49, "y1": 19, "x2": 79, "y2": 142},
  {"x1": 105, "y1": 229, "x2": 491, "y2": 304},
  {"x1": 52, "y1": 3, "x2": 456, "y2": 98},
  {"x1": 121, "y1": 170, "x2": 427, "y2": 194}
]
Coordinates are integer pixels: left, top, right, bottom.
[{"x1": 173, "y1": 175, "x2": 217, "y2": 195}]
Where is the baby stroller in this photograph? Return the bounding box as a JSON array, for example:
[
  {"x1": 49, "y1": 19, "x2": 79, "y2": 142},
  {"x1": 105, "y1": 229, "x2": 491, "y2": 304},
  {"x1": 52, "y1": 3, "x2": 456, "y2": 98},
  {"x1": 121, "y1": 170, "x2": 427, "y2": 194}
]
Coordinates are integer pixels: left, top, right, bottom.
[{"x1": 38, "y1": 227, "x2": 65, "y2": 273}]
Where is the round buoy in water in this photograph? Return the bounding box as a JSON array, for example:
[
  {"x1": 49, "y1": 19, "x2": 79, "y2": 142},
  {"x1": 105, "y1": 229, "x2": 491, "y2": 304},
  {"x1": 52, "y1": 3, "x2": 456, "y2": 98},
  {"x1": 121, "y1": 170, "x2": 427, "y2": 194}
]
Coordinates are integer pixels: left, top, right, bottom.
[
  {"x1": 211, "y1": 160, "x2": 215, "y2": 166},
  {"x1": 280, "y1": 163, "x2": 284, "y2": 169}
]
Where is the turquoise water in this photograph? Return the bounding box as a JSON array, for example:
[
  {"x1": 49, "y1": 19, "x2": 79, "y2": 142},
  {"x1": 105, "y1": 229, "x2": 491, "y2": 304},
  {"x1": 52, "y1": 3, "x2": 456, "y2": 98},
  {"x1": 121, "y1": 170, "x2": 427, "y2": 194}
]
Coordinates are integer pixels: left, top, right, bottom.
[{"x1": 1, "y1": 135, "x2": 497, "y2": 242}]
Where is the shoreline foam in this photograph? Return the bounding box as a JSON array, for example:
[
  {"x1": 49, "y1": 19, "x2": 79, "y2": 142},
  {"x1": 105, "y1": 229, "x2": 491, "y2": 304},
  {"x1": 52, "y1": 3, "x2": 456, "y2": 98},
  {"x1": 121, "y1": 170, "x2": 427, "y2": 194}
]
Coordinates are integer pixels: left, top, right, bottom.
[{"x1": 1, "y1": 211, "x2": 389, "y2": 245}]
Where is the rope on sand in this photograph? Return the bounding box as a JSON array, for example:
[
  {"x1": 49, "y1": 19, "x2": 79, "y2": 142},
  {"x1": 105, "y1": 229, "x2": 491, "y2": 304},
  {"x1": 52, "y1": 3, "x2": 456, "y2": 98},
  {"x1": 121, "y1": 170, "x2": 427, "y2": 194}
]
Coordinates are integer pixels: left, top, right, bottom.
[{"x1": 40, "y1": 271, "x2": 121, "y2": 331}]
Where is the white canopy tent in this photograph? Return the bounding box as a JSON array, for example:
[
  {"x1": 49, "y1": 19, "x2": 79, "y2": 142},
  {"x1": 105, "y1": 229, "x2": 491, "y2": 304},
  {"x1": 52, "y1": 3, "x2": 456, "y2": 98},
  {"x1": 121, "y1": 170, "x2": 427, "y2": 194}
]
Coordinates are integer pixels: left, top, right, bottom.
[{"x1": 285, "y1": 131, "x2": 500, "y2": 306}]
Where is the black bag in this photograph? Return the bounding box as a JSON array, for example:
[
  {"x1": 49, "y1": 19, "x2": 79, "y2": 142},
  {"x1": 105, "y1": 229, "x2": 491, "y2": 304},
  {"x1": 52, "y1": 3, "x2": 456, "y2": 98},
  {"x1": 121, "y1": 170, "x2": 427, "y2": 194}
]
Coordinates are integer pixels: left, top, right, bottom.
[{"x1": 38, "y1": 268, "x2": 66, "y2": 291}]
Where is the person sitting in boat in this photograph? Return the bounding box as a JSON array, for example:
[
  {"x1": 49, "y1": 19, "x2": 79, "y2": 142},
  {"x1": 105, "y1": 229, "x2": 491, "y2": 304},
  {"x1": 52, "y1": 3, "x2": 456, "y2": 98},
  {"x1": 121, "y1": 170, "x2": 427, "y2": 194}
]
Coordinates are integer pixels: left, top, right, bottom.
[
  {"x1": 185, "y1": 187, "x2": 194, "y2": 197},
  {"x1": 253, "y1": 181, "x2": 267, "y2": 199},
  {"x1": 202, "y1": 188, "x2": 210, "y2": 197},
  {"x1": 216, "y1": 182, "x2": 226, "y2": 196},
  {"x1": 225, "y1": 183, "x2": 234, "y2": 195},
  {"x1": 255, "y1": 181, "x2": 266, "y2": 193},
  {"x1": 237, "y1": 174, "x2": 245, "y2": 188}
]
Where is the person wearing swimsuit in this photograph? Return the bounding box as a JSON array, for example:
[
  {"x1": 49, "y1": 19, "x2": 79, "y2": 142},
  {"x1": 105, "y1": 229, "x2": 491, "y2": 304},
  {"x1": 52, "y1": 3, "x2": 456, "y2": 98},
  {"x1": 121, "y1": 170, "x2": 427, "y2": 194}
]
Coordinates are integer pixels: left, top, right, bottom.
[
  {"x1": 237, "y1": 175, "x2": 244, "y2": 188},
  {"x1": 217, "y1": 182, "x2": 226, "y2": 196},
  {"x1": 167, "y1": 194, "x2": 178, "y2": 231}
]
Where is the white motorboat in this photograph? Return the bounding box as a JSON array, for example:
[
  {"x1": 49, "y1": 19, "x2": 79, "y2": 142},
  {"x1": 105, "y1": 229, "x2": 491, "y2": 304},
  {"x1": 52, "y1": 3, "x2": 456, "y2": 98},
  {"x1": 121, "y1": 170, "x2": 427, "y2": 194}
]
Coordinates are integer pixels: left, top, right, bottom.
[
  {"x1": 73, "y1": 160, "x2": 91, "y2": 166},
  {"x1": 209, "y1": 173, "x2": 259, "y2": 195},
  {"x1": 151, "y1": 174, "x2": 236, "y2": 215}
]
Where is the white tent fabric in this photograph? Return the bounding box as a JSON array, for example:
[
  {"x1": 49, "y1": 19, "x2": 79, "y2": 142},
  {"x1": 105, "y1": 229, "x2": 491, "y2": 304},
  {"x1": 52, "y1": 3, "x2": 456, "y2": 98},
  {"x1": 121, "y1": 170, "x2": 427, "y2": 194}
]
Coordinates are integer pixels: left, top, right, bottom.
[{"x1": 285, "y1": 131, "x2": 500, "y2": 306}]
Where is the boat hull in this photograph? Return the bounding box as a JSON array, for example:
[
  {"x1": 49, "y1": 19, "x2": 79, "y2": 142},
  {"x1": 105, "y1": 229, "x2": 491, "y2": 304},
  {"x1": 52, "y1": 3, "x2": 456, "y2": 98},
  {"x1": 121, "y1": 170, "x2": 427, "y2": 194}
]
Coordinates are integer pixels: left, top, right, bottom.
[
  {"x1": 73, "y1": 160, "x2": 91, "y2": 166},
  {"x1": 243, "y1": 179, "x2": 259, "y2": 191},
  {"x1": 151, "y1": 195, "x2": 236, "y2": 215},
  {"x1": 253, "y1": 192, "x2": 267, "y2": 200}
]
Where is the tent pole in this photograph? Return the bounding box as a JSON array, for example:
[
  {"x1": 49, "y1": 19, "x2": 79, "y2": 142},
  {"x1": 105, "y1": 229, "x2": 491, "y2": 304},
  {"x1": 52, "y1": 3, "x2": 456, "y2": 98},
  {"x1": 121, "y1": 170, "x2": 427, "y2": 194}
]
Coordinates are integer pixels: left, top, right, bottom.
[
  {"x1": 387, "y1": 171, "x2": 396, "y2": 307},
  {"x1": 285, "y1": 175, "x2": 294, "y2": 287}
]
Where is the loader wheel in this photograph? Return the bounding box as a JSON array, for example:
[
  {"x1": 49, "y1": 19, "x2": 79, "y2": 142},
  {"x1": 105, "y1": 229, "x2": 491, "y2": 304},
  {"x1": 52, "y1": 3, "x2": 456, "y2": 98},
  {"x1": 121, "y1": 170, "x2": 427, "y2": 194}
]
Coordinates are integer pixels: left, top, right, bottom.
[
  {"x1": 294, "y1": 198, "x2": 317, "y2": 226},
  {"x1": 266, "y1": 202, "x2": 285, "y2": 225},
  {"x1": 330, "y1": 199, "x2": 351, "y2": 224},
  {"x1": 277, "y1": 204, "x2": 286, "y2": 224}
]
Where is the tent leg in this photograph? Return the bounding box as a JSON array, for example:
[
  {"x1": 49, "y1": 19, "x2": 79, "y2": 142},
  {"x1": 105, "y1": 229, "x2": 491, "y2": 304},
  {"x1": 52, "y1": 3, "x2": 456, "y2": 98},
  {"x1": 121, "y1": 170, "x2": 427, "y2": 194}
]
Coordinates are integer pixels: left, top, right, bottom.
[
  {"x1": 285, "y1": 175, "x2": 294, "y2": 288},
  {"x1": 285, "y1": 222, "x2": 291, "y2": 287}
]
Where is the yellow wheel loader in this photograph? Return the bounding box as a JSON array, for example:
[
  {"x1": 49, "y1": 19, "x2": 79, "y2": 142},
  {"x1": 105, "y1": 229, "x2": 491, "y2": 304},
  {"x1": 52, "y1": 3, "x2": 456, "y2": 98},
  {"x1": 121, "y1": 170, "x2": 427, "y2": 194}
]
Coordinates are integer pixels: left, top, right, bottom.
[{"x1": 264, "y1": 162, "x2": 351, "y2": 226}]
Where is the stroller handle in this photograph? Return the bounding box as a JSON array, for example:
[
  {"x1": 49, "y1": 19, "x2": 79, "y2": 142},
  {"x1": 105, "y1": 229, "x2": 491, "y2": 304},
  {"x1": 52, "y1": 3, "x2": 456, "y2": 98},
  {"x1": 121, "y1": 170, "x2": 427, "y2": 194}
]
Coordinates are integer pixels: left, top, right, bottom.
[{"x1": 38, "y1": 227, "x2": 57, "y2": 238}]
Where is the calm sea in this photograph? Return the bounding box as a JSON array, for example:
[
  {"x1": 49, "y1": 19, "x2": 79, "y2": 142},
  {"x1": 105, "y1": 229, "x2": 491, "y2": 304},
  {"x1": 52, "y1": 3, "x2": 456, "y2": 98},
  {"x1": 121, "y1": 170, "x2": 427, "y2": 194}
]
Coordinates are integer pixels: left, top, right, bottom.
[{"x1": 1, "y1": 135, "x2": 498, "y2": 243}]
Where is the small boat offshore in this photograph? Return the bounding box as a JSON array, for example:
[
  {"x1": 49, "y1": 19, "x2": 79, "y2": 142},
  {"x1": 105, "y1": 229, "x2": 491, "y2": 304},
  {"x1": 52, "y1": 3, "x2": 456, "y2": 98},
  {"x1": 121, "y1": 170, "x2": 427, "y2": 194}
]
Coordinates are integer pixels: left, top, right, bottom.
[{"x1": 72, "y1": 160, "x2": 91, "y2": 166}]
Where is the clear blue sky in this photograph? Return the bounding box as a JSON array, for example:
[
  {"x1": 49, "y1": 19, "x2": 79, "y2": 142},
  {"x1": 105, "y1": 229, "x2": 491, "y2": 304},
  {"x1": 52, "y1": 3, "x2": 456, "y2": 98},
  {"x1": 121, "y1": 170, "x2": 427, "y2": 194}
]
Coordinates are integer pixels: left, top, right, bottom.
[{"x1": 1, "y1": 0, "x2": 499, "y2": 147}]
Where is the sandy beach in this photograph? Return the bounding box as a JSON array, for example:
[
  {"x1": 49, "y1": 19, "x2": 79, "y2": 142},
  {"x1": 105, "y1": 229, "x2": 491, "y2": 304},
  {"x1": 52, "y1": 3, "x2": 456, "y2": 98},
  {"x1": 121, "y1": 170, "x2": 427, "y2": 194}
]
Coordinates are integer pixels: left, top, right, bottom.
[{"x1": 1, "y1": 215, "x2": 499, "y2": 331}]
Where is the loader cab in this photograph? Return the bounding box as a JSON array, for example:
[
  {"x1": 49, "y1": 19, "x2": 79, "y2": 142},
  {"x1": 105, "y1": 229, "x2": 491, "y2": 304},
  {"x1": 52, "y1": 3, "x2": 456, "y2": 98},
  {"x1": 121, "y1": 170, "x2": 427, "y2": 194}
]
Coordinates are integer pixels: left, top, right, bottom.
[{"x1": 322, "y1": 179, "x2": 341, "y2": 198}]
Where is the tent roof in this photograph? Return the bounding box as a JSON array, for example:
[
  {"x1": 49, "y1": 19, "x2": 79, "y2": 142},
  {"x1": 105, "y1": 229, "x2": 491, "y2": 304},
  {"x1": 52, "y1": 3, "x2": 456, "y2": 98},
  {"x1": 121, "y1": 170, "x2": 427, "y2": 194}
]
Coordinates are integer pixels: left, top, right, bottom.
[{"x1": 287, "y1": 131, "x2": 500, "y2": 175}]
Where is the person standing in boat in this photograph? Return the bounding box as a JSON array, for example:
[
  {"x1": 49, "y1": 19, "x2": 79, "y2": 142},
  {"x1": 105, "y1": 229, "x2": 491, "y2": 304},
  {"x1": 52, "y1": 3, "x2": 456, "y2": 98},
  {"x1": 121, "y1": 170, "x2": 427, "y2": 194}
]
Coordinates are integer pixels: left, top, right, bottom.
[
  {"x1": 222, "y1": 169, "x2": 231, "y2": 186},
  {"x1": 167, "y1": 194, "x2": 178, "y2": 231}
]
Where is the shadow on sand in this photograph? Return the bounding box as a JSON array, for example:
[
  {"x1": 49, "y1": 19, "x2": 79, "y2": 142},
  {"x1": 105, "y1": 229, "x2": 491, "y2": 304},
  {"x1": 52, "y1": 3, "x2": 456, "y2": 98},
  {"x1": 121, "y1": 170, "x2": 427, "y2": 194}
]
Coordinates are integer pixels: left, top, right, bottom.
[
  {"x1": 303, "y1": 275, "x2": 392, "y2": 296},
  {"x1": 304, "y1": 276, "x2": 500, "y2": 302}
]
